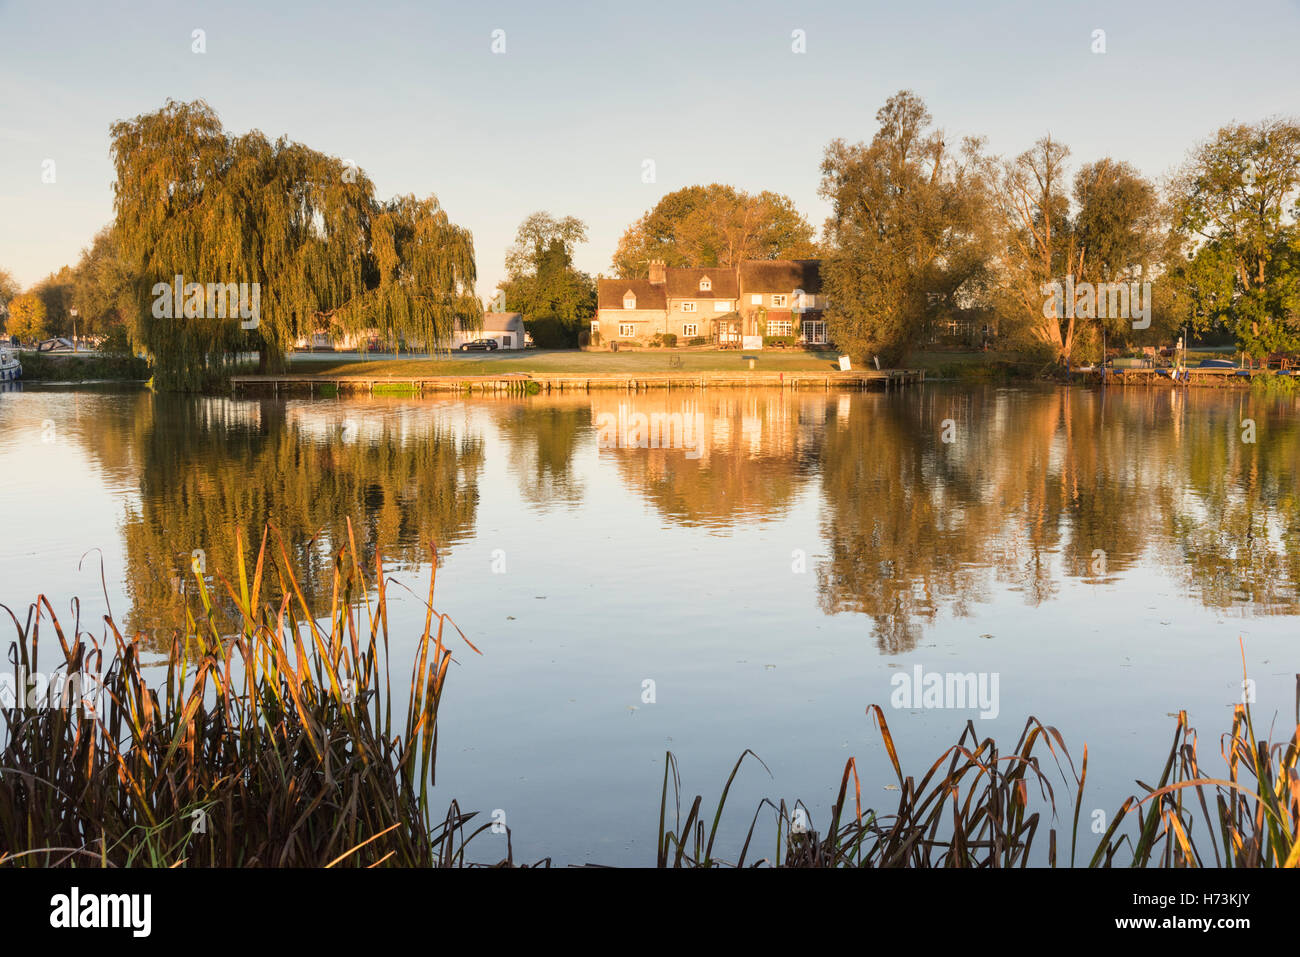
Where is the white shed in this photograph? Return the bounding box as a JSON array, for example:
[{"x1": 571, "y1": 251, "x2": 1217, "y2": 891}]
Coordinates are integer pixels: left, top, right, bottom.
[{"x1": 453, "y1": 312, "x2": 527, "y2": 350}]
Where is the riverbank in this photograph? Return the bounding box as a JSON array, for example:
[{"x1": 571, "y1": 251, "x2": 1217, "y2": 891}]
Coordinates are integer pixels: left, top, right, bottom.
[
  {"x1": 288, "y1": 348, "x2": 849, "y2": 377},
  {"x1": 16, "y1": 351, "x2": 150, "y2": 382},
  {"x1": 232, "y1": 368, "x2": 926, "y2": 395}
]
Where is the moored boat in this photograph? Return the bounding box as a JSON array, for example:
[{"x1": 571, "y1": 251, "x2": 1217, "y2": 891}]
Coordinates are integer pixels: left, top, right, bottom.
[{"x1": 0, "y1": 348, "x2": 22, "y2": 382}]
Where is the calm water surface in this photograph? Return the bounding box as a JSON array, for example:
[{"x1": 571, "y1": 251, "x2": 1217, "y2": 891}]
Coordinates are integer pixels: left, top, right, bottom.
[{"x1": 1, "y1": 383, "x2": 1297, "y2": 864}]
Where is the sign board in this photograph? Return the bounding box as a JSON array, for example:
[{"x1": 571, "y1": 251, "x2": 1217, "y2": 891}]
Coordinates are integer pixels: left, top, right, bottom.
[
  {"x1": 742, "y1": 336, "x2": 763, "y2": 350},
  {"x1": 838, "y1": 355, "x2": 852, "y2": 372}
]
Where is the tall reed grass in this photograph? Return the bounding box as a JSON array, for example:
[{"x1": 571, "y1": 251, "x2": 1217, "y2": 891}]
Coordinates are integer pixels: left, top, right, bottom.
[
  {"x1": 0, "y1": 523, "x2": 542, "y2": 867},
  {"x1": 5, "y1": 528, "x2": 1294, "y2": 869},
  {"x1": 659, "y1": 661, "x2": 1299, "y2": 868}
]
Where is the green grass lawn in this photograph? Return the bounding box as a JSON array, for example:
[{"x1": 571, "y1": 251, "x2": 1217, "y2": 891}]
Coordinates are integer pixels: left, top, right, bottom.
[
  {"x1": 281, "y1": 345, "x2": 1247, "y2": 380},
  {"x1": 286, "y1": 348, "x2": 848, "y2": 377}
]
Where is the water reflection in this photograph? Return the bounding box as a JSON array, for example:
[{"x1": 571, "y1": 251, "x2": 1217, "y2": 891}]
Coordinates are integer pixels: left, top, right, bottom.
[
  {"x1": 815, "y1": 387, "x2": 1300, "y2": 650},
  {"x1": 590, "y1": 391, "x2": 823, "y2": 528},
  {"x1": 10, "y1": 385, "x2": 1299, "y2": 647},
  {"x1": 108, "y1": 395, "x2": 484, "y2": 636},
  {"x1": 493, "y1": 397, "x2": 590, "y2": 509}
]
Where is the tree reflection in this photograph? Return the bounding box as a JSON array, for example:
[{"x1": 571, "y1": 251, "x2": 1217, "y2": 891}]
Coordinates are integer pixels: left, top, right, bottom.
[
  {"x1": 493, "y1": 398, "x2": 590, "y2": 508},
  {"x1": 816, "y1": 386, "x2": 1300, "y2": 651},
  {"x1": 117, "y1": 396, "x2": 484, "y2": 638}
]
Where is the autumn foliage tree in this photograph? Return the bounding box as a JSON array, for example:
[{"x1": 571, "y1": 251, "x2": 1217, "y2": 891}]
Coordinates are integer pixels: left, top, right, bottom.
[
  {"x1": 612, "y1": 184, "x2": 816, "y2": 276},
  {"x1": 5, "y1": 293, "x2": 47, "y2": 343},
  {"x1": 819, "y1": 91, "x2": 996, "y2": 366},
  {"x1": 991, "y1": 138, "x2": 1165, "y2": 364}
]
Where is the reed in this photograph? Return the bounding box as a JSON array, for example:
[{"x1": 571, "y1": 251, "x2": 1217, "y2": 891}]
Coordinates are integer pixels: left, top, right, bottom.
[
  {"x1": 0, "y1": 523, "x2": 541, "y2": 867},
  {"x1": 660, "y1": 663, "x2": 1299, "y2": 868}
]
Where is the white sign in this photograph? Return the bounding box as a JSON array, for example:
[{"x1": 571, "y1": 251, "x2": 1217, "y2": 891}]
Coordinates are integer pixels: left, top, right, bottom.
[
  {"x1": 742, "y1": 336, "x2": 763, "y2": 350},
  {"x1": 838, "y1": 355, "x2": 852, "y2": 371}
]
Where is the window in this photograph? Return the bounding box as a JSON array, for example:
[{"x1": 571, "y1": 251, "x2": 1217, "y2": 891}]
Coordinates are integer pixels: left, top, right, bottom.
[
  {"x1": 502, "y1": 335, "x2": 511, "y2": 348},
  {"x1": 619, "y1": 323, "x2": 634, "y2": 338},
  {"x1": 623, "y1": 292, "x2": 636, "y2": 309},
  {"x1": 713, "y1": 300, "x2": 733, "y2": 312},
  {"x1": 771, "y1": 294, "x2": 787, "y2": 307},
  {"x1": 683, "y1": 322, "x2": 698, "y2": 338},
  {"x1": 802, "y1": 320, "x2": 827, "y2": 345},
  {"x1": 768, "y1": 320, "x2": 792, "y2": 337},
  {"x1": 591, "y1": 321, "x2": 600, "y2": 336},
  {"x1": 750, "y1": 294, "x2": 763, "y2": 305},
  {"x1": 681, "y1": 302, "x2": 697, "y2": 313},
  {"x1": 699, "y1": 277, "x2": 712, "y2": 291}
]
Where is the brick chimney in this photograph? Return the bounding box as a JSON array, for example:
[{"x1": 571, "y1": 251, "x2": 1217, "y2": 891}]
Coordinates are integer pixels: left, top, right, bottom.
[{"x1": 648, "y1": 260, "x2": 666, "y2": 284}]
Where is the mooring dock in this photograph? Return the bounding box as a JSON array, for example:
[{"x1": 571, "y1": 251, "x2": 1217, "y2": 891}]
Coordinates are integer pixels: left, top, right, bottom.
[
  {"x1": 229, "y1": 369, "x2": 926, "y2": 395},
  {"x1": 1079, "y1": 366, "x2": 1294, "y2": 387}
]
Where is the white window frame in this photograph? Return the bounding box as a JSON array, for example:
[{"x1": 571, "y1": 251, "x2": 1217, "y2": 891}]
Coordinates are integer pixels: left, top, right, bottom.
[
  {"x1": 771, "y1": 294, "x2": 788, "y2": 308},
  {"x1": 699, "y1": 278, "x2": 712, "y2": 291},
  {"x1": 623, "y1": 294, "x2": 636, "y2": 309},
  {"x1": 713, "y1": 300, "x2": 732, "y2": 312},
  {"x1": 750, "y1": 294, "x2": 763, "y2": 305},
  {"x1": 768, "y1": 320, "x2": 793, "y2": 337},
  {"x1": 591, "y1": 321, "x2": 600, "y2": 336},
  {"x1": 802, "y1": 320, "x2": 826, "y2": 345},
  {"x1": 619, "y1": 323, "x2": 635, "y2": 338},
  {"x1": 680, "y1": 301, "x2": 697, "y2": 313},
  {"x1": 682, "y1": 322, "x2": 698, "y2": 338}
]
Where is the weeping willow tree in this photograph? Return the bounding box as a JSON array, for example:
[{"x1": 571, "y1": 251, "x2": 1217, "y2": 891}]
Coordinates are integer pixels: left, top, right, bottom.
[{"x1": 110, "y1": 99, "x2": 479, "y2": 390}]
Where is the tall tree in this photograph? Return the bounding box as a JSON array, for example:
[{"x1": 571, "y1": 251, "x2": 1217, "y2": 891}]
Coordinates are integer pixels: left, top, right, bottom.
[
  {"x1": 991, "y1": 138, "x2": 1164, "y2": 363},
  {"x1": 110, "y1": 99, "x2": 478, "y2": 390},
  {"x1": 612, "y1": 184, "x2": 817, "y2": 276},
  {"x1": 0, "y1": 269, "x2": 19, "y2": 324},
  {"x1": 498, "y1": 212, "x2": 595, "y2": 347},
  {"x1": 1071, "y1": 159, "x2": 1170, "y2": 349},
  {"x1": 991, "y1": 136, "x2": 1084, "y2": 362},
  {"x1": 5, "y1": 293, "x2": 47, "y2": 343},
  {"x1": 819, "y1": 91, "x2": 995, "y2": 366},
  {"x1": 1166, "y1": 117, "x2": 1300, "y2": 357},
  {"x1": 70, "y1": 226, "x2": 137, "y2": 345},
  {"x1": 32, "y1": 266, "x2": 75, "y2": 338}
]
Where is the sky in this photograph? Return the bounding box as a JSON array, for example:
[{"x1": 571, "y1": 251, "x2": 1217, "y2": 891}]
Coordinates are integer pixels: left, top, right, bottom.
[{"x1": 2, "y1": 0, "x2": 1299, "y2": 302}]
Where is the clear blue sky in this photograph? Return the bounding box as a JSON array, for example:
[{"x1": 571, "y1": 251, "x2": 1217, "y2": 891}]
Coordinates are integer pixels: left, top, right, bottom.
[{"x1": 3, "y1": 0, "x2": 1299, "y2": 301}]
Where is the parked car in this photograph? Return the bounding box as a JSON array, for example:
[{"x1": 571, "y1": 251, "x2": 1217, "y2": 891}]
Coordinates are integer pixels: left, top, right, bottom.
[{"x1": 459, "y1": 339, "x2": 499, "y2": 352}]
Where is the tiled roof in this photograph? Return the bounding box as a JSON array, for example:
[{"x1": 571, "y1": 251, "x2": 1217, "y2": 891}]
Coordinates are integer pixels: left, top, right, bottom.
[
  {"x1": 481, "y1": 312, "x2": 524, "y2": 331},
  {"x1": 598, "y1": 279, "x2": 667, "y2": 311},
  {"x1": 665, "y1": 268, "x2": 738, "y2": 299},
  {"x1": 739, "y1": 259, "x2": 822, "y2": 294}
]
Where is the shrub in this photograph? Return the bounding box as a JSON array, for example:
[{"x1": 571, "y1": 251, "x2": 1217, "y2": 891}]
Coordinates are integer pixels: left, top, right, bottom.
[
  {"x1": 18, "y1": 352, "x2": 150, "y2": 382},
  {"x1": 689, "y1": 337, "x2": 707, "y2": 347},
  {"x1": 524, "y1": 316, "x2": 578, "y2": 349},
  {"x1": 763, "y1": 336, "x2": 797, "y2": 348}
]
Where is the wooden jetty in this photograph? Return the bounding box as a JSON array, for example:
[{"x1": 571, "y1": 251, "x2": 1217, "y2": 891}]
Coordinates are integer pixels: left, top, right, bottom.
[
  {"x1": 1078, "y1": 366, "x2": 1293, "y2": 388},
  {"x1": 229, "y1": 369, "x2": 926, "y2": 396}
]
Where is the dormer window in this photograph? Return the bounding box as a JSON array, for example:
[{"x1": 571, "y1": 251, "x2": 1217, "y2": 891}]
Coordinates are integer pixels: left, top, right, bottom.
[
  {"x1": 623, "y1": 291, "x2": 636, "y2": 309},
  {"x1": 699, "y1": 277, "x2": 712, "y2": 292}
]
